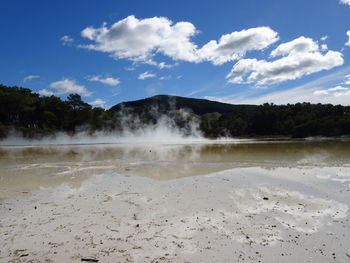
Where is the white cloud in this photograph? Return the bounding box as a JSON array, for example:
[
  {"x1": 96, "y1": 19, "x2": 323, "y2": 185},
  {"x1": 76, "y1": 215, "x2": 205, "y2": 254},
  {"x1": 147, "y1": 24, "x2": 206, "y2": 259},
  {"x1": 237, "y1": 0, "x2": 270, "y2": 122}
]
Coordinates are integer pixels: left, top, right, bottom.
[
  {"x1": 197, "y1": 27, "x2": 279, "y2": 65},
  {"x1": 79, "y1": 15, "x2": 279, "y2": 66},
  {"x1": 159, "y1": 75, "x2": 171, "y2": 80},
  {"x1": 49, "y1": 79, "x2": 91, "y2": 97},
  {"x1": 313, "y1": 86, "x2": 349, "y2": 95},
  {"x1": 158, "y1": 62, "x2": 178, "y2": 69},
  {"x1": 340, "y1": 0, "x2": 350, "y2": 6},
  {"x1": 313, "y1": 86, "x2": 350, "y2": 98},
  {"x1": 138, "y1": 71, "x2": 156, "y2": 80},
  {"x1": 75, "y1": 15, "x2": 343, "y2": 86},
  {"x1": 87, "y1": 75, "x2": 120, "y2": 86},
  {"x1": 206, "y1": 86, "x2": 350, "y2": 106},
  {"x1": 145, "y1": 60, "x2": 178, "y2": 69},
  {"x1": 320, "y1": 36, "x2": 328, "y2": 41},
  {"x1": 89, "y1": 98, "x2": 106, "y2": 107},
  {"x1": 38, "y1": 89, "x2": 54, "y2": 96},
  {"x1": 227, "y1": 36, "x2": 344, "y2": 86},
  {"x1": 346, "y1": 31, "x2": 350, "y2": 46},
  {"x1": 343, "y1": 74, "x2": 350, "y2": 84},
  {"x1": 23, "y1": 75, "x2": 40, "y2": 82},
  {"x1": 321, "y1": 44, "x2": 328, "y2": 51},
  {"x1": 80, "y1": 15, "x2": 199, "y2": 63},
  {"x1": 207, "y1": 67, "x2": 350, "y2": 105},
  {"x1": 270, "y1": 37, "x2": 318, "y2": 57},
  {"x1": 328, "y1": 85, "x2": 349, "y2": 91},
  {"x1": 61, "y1": 35, "x2": 74, "y2": 46},
  {"x1": 124, "y1": 66, "x2": 136, "y2": 71}
]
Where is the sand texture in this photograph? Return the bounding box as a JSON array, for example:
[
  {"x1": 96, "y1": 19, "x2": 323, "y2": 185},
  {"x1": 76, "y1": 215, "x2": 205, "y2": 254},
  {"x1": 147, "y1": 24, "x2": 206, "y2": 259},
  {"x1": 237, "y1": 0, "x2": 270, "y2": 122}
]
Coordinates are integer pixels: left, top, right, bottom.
[{"x1": 1, "y1": 165, "x2": 350, "y2": 263}]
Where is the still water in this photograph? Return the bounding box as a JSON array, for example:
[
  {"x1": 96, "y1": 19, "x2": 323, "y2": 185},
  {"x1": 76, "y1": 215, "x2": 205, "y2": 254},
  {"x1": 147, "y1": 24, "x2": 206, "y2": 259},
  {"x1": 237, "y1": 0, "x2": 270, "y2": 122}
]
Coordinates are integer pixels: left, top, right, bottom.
[{"x1": 1, "y1": 139, "x2": 350, "y2": 199}]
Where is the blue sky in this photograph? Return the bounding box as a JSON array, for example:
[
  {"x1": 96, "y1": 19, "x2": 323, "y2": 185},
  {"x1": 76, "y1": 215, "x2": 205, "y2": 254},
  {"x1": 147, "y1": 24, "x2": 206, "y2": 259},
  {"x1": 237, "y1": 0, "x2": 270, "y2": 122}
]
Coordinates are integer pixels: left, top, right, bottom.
[{"x1": 1, "y1": 0, "x2": 350, "y2": 108}]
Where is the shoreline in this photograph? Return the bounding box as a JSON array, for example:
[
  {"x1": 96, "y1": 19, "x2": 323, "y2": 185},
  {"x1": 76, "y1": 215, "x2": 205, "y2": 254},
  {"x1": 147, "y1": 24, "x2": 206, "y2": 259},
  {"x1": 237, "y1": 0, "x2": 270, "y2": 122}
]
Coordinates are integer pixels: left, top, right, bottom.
[{"x1": 1, "y1": 136, "x2": 350, "y2": 148}]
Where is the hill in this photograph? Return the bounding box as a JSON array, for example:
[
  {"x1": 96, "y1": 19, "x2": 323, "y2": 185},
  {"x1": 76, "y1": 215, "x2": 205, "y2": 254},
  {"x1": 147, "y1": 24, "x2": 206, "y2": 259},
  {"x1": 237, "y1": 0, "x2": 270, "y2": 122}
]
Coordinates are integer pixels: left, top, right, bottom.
[
  {"x1": 109, "y1": 94, "x2": 257, "y2": 116},
  {"x1": 110, "y1": 94, "x2": 350, "y2": 138}
]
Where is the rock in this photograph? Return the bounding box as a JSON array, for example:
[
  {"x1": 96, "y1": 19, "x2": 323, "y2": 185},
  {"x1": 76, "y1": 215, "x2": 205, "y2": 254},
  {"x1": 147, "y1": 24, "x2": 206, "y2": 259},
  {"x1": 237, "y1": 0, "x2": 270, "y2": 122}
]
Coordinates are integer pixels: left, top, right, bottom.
[{"x1": 81, "y1": 258, "x2": 99, "y2": 262}]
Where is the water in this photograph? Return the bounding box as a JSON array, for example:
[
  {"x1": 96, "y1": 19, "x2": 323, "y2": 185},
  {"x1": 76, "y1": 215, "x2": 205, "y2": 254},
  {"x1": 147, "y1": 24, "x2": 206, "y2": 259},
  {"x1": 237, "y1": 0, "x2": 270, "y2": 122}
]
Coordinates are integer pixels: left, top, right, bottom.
[
  {"x1": 1, "y1": 139, "x2": 350, "y2": 262},
  {"x1": 1, "y1": 139, "x2": 350, "y2": 199}
]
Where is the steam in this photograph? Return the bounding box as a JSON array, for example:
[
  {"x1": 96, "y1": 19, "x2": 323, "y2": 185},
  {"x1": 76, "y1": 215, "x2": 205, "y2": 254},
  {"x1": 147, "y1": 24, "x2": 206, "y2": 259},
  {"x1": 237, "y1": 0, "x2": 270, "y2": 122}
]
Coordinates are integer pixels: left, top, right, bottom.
[{"x1": 0, "y1": 109, "x2": 206, "y2": 146}]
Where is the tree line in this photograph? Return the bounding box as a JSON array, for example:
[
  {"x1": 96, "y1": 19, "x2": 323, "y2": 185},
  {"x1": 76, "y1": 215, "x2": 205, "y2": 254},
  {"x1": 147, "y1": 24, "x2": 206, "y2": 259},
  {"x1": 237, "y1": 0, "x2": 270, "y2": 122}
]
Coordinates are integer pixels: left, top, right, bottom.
[
  {"x1": 0, "y1": 85, "x2": 119, "y2": 138},
  {"x1": 201, "y1": 103, "x2": 350, "y2": 138},
  {"x1": 1, "y1": 84, "x2": 350, "y2": 139}
]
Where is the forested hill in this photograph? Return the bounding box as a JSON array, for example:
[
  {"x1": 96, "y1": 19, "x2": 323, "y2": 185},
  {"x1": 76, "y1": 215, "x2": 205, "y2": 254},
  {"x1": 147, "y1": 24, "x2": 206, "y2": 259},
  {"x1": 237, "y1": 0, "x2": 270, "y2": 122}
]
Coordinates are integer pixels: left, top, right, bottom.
[
  {"x1": 110, "y1": 94, "x2": 350, "y2": 138},
  {"x1": 110, "y1": 95, "x2": 257, "y2": 115},
  {"x1": 1, "y1": 84, "x2": 350, "y2": 139}
]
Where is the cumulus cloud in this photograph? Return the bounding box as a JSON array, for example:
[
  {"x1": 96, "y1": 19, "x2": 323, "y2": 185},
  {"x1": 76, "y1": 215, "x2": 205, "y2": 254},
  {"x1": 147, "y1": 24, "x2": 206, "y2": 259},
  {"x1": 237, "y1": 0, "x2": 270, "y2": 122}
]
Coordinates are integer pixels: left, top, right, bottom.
[
  {"x1": 270, "y1": 37, "x2": 318, "y2": 57},
  {"x1": 79, "y1": 15, "x2": 279, "y2": 65},
  {"x1": 23, "y1": 75, "x2": 40, "y2": 82},
  {"x1": 320, "y1": 36, "x2": 328, "y2": 41},
  {"x1": 75, "y1": 15, "x2": 343, "y2": 86},
  {"x1": 87, "y1": 75, "x2": 120, "y2": 86},
  {"x1": 346, "y1": 31, "x2": 350, "y2": 46},
  {"x1": 227, "y1": 36, "x2": 344, "y2": 85},
  {"x1": 48, "y1": 79, "x2": 91, "y2": 97},
  {"x1": 61, "y1": 35, "x2": 74, "y2": 46},
  {"x1": 340, "y1": 0, "x2": 350, "y2": 6},
  {"x1": 138, "y1": 71, "x2": 156, "y2": 80},
  {"x1": 197, "y1": 27, "x2": 279, "y2": 65},
  {"x1": 89, "y1": 98, "x2": 106, "y2": 107},
  {"x1": 80, "y1": 15, "x2": 199, "y2": 63}
]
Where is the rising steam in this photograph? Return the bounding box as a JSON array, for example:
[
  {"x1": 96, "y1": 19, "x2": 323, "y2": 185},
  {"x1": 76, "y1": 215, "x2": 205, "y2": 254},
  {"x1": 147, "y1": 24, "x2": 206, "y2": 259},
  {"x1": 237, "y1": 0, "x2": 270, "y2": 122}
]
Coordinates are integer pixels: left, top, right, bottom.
[{"x1": 0, "y1": 109, "x2": 206, "y2": 146}]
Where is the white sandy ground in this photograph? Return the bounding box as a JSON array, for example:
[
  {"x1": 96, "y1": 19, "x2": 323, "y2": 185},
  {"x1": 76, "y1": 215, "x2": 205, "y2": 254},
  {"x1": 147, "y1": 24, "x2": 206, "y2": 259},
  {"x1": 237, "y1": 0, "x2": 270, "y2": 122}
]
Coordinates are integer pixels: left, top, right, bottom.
[{"x1": 1, "y1": 166, "x2": 350, "y2": 263}]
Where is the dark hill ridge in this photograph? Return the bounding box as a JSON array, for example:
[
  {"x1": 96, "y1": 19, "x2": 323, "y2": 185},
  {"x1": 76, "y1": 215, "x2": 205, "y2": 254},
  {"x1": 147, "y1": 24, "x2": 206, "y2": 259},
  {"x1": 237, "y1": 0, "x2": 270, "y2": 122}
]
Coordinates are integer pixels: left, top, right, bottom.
[
  {"x1": 109, "y1": 94, "x2": 350, "y2": 138},
  {"x1": 109, "y1": 94, "x2": 257, "y2": 115}
]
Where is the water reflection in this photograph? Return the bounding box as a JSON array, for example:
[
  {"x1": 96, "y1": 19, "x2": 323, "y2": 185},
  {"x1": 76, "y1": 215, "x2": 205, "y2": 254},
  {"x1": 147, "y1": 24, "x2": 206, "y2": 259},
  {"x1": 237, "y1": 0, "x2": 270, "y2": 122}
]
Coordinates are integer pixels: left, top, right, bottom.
[{"x1": 0, "y1": 140, "x2": 350, "y2": 198}]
